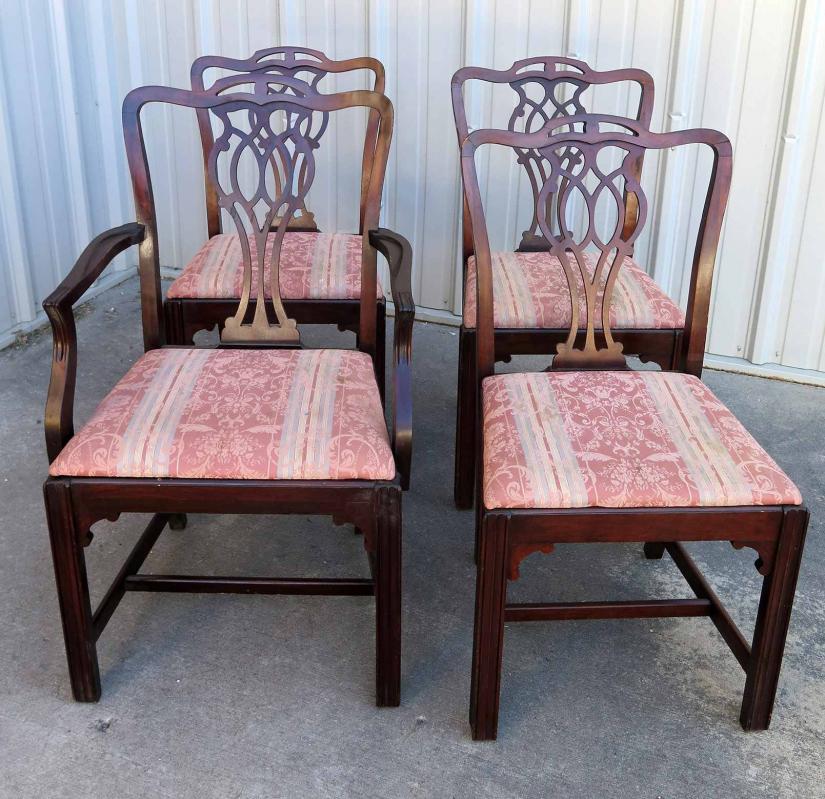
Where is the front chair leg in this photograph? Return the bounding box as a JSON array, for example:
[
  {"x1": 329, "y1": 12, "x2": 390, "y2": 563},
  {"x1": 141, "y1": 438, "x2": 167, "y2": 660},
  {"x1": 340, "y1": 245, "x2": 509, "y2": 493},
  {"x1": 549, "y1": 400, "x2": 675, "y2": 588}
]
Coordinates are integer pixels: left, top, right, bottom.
[
  {"x1": 470, "y1": 512, "x2": 509, "y2": 740},
  {"x1": 43, "y1": 480, "x2": 101, "y2": 702},
  {"x1": 454, "y1": 327, "x2": 477, "y2": 509},
  {"x1": 740, "y1": 506, "x2": 808, "y2": 730},
  {"x1": 374, "y1": 486, "x2": 402, "y2": 707}
]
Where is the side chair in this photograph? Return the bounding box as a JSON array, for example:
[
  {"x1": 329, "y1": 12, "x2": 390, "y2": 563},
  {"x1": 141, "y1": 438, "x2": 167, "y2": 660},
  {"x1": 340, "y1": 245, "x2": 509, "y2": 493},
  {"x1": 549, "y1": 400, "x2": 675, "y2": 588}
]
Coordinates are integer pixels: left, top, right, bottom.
[
  {"x1": 42, "y1": 82, "x2": 413, "y2": 707},
  {"x1": 460, "y1": 114, "x2": 808, "y2": 740},
  {"x1": 163, "y1": 47, "x2": 390, "y2": 399},
  {"x1": 451, "y1": 57, "x2": 696, "y2": 509}
]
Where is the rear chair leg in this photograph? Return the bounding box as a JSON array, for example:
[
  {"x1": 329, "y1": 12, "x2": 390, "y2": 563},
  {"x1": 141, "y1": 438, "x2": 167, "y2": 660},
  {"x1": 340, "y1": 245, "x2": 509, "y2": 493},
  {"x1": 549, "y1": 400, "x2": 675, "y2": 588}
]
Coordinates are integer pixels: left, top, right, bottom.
[
  {"x1": 374, "y1": 486, "x2": 402, "y2": 707},
  {"x1": 470, "y1": 513, "x2": 509, "y2": 740},
  {"x1": 163, "y1": 300, "x2": 183, "y2": 346},
  {"x1": 168, "y1": 513, "x2": 188, "y2": 530},
  {"x1": 740, "y1": 506, "x2": 808, "y2": 730},
  {"x1": 43, "y1": 480, "x2": 100, "y2": 702},
  {"x1": 643, "y1": 542, "x2": 666, "y2": 559},
  {"x1": 454, "y1": 327, "x2": 477, "y2": 509}
]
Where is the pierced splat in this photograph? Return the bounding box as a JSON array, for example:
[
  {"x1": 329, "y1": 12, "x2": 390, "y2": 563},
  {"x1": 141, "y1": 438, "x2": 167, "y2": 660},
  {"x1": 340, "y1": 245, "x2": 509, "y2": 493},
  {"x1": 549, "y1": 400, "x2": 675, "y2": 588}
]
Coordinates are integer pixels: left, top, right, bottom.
[
  {"x1": 201, "y1": 74, "x2": 326, "y2": 239},
  {"x1": 207, "y1": 100, "x2": 322, "y2": 343},
  {"x1": 193, "y1": 47, "x2": 385, "y2": 238},
  {"x1": 509, "y1": 75, "x2": 592, "y2": 249},
  {"x1": 451, "y1": 57, "x2": 654, "y2": 256},
  {"x1": 123, "y1": 83, "x2": 392, "y2": 353},
  {"x1": 529, "y1": 133, "x2": 647, "y2": 369},
  {"x1": 459, "y1": 115, "x2": 733, "y2": 385}
]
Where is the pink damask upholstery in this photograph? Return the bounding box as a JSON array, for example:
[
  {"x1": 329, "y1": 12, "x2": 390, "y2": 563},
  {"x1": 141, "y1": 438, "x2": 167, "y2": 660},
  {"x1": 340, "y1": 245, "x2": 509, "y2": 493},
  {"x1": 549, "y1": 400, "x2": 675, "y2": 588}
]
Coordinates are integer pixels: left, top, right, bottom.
[
  {"x1": 167, "y1": 232, "x2": 383, "y2": 300},
  {"x1": 482, "y1": 371, "x2": 801, "y2": 510},
  {"x1": 463, "y1": 251, "x2": 684, "y2": 330},
  {"x1": 50, "y1": 348, "x2": 395, "y2": 481}
]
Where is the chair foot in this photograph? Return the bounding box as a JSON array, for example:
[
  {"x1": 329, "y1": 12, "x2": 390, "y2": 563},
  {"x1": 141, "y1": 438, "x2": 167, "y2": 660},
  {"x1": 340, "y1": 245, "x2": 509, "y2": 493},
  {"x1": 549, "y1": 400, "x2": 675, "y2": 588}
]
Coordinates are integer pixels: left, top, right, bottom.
[
  {"x1": 740, "y1": 507, "x2": 808, "y2": 731},
  {"x1": 43, "y1": 480, "x2": 101, "y2": 702},
  {"x1": 470, "y1": 513, "x2": 509, "y2": 740},
  {"x1": 374, "y1": 486, "x2": 402, "y2": 707},
  {"x1": 643, "y1": 542, "x2": 666, "y2": 559},
  {"x1": 168, "y1": 513, "x2": 188, "y2": 530}
]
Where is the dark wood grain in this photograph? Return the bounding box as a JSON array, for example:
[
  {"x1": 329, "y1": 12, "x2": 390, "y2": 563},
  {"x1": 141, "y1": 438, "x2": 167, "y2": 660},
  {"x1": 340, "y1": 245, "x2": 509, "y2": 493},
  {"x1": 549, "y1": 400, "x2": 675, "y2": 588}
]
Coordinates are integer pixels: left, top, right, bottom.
[
  {"x1": 504, "y1": 599, "x2": 712, "y2": 622},
  {"x1": 123, "y1": 575, "x2": 374, "y2": 596},
  {"x1": 43, "y1": 480, "x2": 100, "y2": 701},
  {"x1": 665, "y1": 542, "x2": 751, "y2": 670}
]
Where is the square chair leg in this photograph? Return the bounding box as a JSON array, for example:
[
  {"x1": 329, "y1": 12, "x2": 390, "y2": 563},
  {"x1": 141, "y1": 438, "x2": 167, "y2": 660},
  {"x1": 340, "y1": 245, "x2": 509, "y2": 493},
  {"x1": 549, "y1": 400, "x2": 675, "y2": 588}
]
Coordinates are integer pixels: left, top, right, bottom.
[
  {"x1": 43, "y1": 480, "x2": 101, "y2": 702},
  {"x1": 740, "y1": 506, "x2": 808, "y2": 730},
  {"x1": 374, "y1": 485, "x2": 402, "y2": 706},
  {"x1": 470, "y1": 512, "x2": 509, "y2": 740}
]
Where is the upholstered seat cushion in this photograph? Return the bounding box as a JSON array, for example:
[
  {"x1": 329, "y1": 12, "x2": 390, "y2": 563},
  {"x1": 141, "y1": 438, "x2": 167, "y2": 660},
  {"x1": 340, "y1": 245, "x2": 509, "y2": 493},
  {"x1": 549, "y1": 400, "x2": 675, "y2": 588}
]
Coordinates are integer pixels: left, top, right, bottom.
[
  {"x1": 463, "y1": 250, "x2": 684, "y2": 330},
  {"x1": 49, "y1": 348, "x2": 395, "y2": 481},
  {"x1": 167, "y1": 232, "x2": 383, "y2": 301},
  {"x1": 482, "y1": 370, "x2": 801, "y2": 510}
]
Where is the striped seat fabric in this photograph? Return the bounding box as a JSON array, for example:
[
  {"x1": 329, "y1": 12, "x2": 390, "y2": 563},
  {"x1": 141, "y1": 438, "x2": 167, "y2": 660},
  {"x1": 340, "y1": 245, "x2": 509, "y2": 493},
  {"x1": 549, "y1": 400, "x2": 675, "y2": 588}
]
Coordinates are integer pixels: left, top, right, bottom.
[
  {"x1": 50, "y1": 348, "x2": 395, "y2": 481},
  {"x1": 167, "y1": 232, "x2": 384, "y2": 301},
  {"x1": 482, "y1": 370, "x2": 801, "y2": 510},
  {"x1": 463, "y1": 250, "x2": 684, "y2": 330}
]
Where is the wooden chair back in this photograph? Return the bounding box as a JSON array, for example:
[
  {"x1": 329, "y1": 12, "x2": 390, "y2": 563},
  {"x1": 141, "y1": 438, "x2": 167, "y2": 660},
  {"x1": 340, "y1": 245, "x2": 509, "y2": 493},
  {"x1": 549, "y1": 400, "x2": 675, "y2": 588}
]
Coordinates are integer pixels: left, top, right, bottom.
[
  {"x1": 452, "y1": 57, "x2": 654, "y2": 254},
  {"x1": 122, "y1": 85, "x2": 392, "y2": 350},
  {"x1": 459, "y1": 115, "x2": 732, "y2": 378},
  {"x1": 192, "y1": 47, "x2": 385, "y2": 237}
]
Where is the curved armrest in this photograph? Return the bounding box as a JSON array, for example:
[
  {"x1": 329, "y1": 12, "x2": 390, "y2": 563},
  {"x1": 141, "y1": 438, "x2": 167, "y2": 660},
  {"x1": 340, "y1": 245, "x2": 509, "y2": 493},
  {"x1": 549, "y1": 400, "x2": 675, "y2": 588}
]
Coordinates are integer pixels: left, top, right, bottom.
[
  {"x1": 43, "y1": 223, "x2": 145, "y2": 462},
  {"x1": 369, "y1": 228, "x2": 414, "y2": 490}
]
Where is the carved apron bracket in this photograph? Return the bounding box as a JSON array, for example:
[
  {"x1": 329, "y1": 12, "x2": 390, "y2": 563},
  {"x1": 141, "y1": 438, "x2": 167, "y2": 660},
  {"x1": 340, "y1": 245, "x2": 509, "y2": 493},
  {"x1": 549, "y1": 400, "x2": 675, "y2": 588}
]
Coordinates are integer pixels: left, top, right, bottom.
[
  {"x1": 508, "y1": 542, "x2": 556, "y2": 580},
  {"x1": 75, "y1": 509, "x2": 121, "y2": 544},
  {"x1": 730, "y1": 540, "x2": 776, "y2": 576}
]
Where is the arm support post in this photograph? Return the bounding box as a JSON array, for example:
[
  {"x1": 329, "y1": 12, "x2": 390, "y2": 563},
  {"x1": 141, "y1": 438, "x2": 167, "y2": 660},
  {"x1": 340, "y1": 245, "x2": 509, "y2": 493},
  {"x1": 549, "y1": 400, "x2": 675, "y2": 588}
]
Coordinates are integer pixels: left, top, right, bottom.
[
  {"x1": 369, "y1": 228, "x2": 414, "y2": 489},
  {"x1": 43, "y1": 223, "x2": 145, "y2": 462}
]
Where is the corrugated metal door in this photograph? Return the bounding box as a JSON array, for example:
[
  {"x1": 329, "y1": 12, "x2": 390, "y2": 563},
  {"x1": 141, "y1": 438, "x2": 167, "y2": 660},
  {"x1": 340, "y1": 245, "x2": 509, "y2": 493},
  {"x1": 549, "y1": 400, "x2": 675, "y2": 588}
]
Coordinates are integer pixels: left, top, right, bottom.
[{"x1": 1, "y1": 0, "x2": 823, "y2": 384}]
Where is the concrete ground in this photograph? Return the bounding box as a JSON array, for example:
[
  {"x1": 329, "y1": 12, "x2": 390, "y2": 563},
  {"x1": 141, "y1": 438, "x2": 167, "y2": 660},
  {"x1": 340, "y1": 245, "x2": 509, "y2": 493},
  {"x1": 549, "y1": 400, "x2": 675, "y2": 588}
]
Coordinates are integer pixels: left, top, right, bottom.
[{"x1": 1, "y1": 276, "x2": 823, "y2": 798}]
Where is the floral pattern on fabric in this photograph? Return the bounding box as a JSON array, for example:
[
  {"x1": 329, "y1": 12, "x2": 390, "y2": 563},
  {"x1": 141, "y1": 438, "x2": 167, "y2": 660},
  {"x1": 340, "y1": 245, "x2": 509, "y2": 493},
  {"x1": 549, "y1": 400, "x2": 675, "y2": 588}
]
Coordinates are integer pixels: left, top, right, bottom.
[
  {"x1": 463, "y1": 250, "x2": 685, "y2": 330},
  {"x1": 167, "y1": 232, "x2": 383, "y2": 300},
  {"x1": 482, "y1": 370, "x2": 801, "y2": 509},
  {"x1": 50, "y1": 348, "x2": 395, "y2": 481}
]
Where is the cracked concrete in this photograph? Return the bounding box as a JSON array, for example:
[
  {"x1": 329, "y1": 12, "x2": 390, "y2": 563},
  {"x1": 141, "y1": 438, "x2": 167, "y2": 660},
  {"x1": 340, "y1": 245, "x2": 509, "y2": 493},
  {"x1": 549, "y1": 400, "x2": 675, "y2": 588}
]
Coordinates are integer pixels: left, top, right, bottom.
[{"x1": 0, "y1": 277, "x2": 823, "y2": 798}]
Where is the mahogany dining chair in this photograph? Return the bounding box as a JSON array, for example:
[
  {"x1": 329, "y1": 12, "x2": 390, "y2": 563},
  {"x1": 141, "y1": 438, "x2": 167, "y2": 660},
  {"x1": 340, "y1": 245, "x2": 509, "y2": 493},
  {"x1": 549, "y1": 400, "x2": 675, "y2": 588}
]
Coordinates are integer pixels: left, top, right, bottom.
[
  {"x1": 459, "y1": 113, "x2": 807, "y2": 739},
  {"x1": 43, "y1": 81, "x2": 413, "y2": 706}
]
